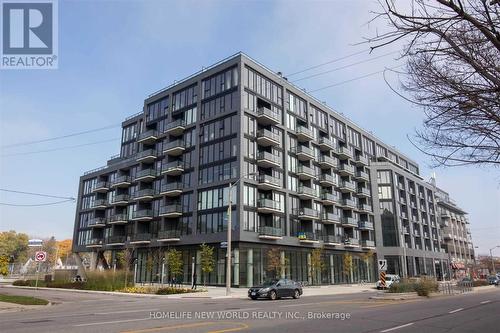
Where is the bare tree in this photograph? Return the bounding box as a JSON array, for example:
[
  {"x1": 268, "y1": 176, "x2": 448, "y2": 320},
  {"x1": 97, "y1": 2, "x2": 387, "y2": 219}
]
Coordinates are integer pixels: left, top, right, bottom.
[{"x1": 368, "y1": 0, "x2": 500, "y2": 167}]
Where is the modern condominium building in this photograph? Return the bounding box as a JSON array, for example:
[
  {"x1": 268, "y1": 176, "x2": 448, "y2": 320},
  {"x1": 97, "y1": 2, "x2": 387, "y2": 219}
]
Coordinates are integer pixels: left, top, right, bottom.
[{"x1": 72, "y1": 53, "x2": 465, "y2": 286}]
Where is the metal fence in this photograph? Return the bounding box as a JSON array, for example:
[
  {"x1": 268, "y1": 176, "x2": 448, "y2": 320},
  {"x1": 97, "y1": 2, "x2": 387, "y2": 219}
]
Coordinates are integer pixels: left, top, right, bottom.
[{"x1": 439, "y1": 281, "x2": 473, "y2": 295}]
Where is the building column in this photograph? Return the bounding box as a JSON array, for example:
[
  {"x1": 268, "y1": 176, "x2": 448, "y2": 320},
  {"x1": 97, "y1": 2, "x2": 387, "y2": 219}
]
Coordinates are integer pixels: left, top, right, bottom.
[
  {"x1": 307, "y1": 253, "x2": 312, "y2": 285},
  {"x1": 196, "y1": 250, "x2": 201, "y2": 285},
  {"x1": 247, "y1": 248, "x2": 253, "y2": 287},
  {"x1": 280, "y1": 251, "x2": 286, "y2": 279},
  {"x1": 329, "y1": 254, "x2": 335, "y2": 284},
  {"x1": 233, "y1": 248, "x2": 239, "y2": 286}
]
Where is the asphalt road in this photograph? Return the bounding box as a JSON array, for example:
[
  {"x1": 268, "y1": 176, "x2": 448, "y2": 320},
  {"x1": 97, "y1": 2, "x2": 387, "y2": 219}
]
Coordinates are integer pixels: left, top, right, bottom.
[{"x1": 1, "y1": 286, "x2": 499, "y2": 333}]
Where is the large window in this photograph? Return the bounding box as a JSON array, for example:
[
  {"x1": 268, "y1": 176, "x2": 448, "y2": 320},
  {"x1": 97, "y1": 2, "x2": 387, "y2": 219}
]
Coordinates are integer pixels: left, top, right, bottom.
[
  {"x1": 172, "y1": 84, "x2": 197, "y2": 111},
  {"x1": 198, "y1": 161, "x2": 238, "y2": 184},
  {"x1": 199, "y1": 115, "x2": 238, "y2": 143},
  {"x1": 202, "y1": 66, "x2": 238, "y2": 99},
  {"x1": 197, "y1": 186, "x2": 237, "y2": 210},
  {"x1": 243, "y1": 66, "x2": 282, "y2": 105},
  {"x1": 378, "y1": 185, "x2": 393, "y2": 199},
  {"x1": 286, "y1": 91, "x2": 307, "y2": 119},
  {"x1": 146, "y1": 97, "x2": 168, "y2": 122},
  {"x1": 122, "y1": 124, "x2": 138, "y2": 143},
  {"x1": 201, "y1": 91, "x2": 238, "y2": 119},
  {"x1": 199, "y1": 138, "x2": 238, "y2": 165}
]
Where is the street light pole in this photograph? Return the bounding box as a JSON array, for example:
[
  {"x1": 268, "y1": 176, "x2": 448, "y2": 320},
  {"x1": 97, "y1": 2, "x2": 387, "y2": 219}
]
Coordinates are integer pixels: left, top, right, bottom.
[
  {"x1": 489, "y1": 246, "x2": 499, "y2": 275},
  {"x1": 226, "y1": 172, "x2": 257, "y2": 296}
]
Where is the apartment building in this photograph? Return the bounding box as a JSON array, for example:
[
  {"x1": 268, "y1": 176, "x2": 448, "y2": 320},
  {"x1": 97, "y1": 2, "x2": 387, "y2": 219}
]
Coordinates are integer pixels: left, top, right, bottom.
[
  {"x1": 434, "y1": 186, "x2": 475, "y2": 277},
  {"x1": 72, "y1": 53, "x2": 462, "y2": 286}
]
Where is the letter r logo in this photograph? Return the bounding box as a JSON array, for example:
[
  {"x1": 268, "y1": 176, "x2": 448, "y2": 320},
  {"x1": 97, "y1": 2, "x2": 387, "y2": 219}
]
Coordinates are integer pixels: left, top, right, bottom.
[{"x1": 2, "y1": 2, "x2": 53, "y2": 54}]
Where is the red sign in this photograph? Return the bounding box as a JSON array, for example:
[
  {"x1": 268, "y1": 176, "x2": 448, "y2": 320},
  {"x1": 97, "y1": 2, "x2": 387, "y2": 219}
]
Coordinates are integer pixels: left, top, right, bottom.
[{"x1": 35, "y1": 251, "x2": 47, "y2": 262}]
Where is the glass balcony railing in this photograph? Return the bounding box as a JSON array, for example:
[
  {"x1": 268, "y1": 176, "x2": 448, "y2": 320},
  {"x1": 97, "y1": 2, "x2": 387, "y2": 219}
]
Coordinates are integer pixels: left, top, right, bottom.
[
  {"x1": 319, "y1": 174, "x2": 336, "y2": 185},
  {"x1": 321, "y1": 212, "x2": 340, "y2": 223},
  {"x1": 130, "y1": 233, "x2": 151, "y2": 243},
  {"x1": 131, "y1": 209, "x2": 154, "y2": 220},
  {"x1": 257, "y1": 198, "x2": 281, "y2": 211},
  {"x1": 136, "y1": 149, "x2": 157, "y2": 161},
  {"x1": 161, "y1": 161, "x2": 186, "y2": 174},
  {"x1": 257, "y1": 174, "x2": 281, "y2": 188},
  {"x1": 257, "y1": 151, "x2": 281, "y2": 166},
  {"x1": 295, "y1": 126, "x2": 314, "y2": 141},
  {"x1": 322, "y1": 234, "x2": 342, "y2": 244},
  {"x1": 159, "y1": 204, "x2": 183, "y2": 216},
  {"x1": 295, "y1": 207, "x2": 320, "y2": 219},
  {"x1": 107, "y1": 214, "x2": 129, "y2": 224},
  {"x1": 256, "y1": 107, "x2": 280, "y2": 124},
  {"x1": 297, "y1": 185, "x2": 318, "y2": 199},
  {"x1": 297, "y1": 165, "x2": 316, "y2": 178},
  {"x1": 106, "y1": 235, "x2": 126, "y2": 244},
  {"x1": 318, "y1": 137, "x2": 335, "y2": 150},
  {"x1": 112, "y1": 194, "x2": 130, "y2": 204},
  {"x1": 341, "y1": 217, "x2": 358, "y2": 227},
  {"x1": 135, "y1": 168, "x2": 157, "y2": 180},
  {"x1": 318, "y1": 155, "x2": 337, "y2": 168},
  {"x1": 256, "y1": 129, "x2": 280, "y2": 145},
  {"x1": 164, "y1": 119, "x2": 186, "y2": 134},
  {"x1": 321, "y1": 192, "x2": 338, "y2": 203},
  {"x1": 111, "y1": 175, "x2": 131, "y2": 187},
  {"x1": 293, "y1": 145, "x2": 314, "y2": 159},
  {"x1": 133, "y1": 188, "x2": 156, "y2": 199},
  {"x1": 157, "y1": 229, "x2": 182, "y2": 240},
  {"x1": 361, "y1": 240, "x2": 376, "y2": 248},
  {"x1": 137, "y1": 129, "x2": 158, "y2": 142},
  {"x1": 161, "y1": 182, "x2": 183, "y2": 194},
  {"x1": 88, "y1": 217, "x2": 106, "y2": 227},
  {"x1": 297, "y1": 231, "x2": 318, "y2": 241},
  {"x1": 258, "y1": 226, "x2": 283, "y2": 238},
  {"x1": 344, "y1": 237, "x2": 360, "y2": 246},
  {"x1": 358, "y1": 221, "x2": 374, "y2": 230}
]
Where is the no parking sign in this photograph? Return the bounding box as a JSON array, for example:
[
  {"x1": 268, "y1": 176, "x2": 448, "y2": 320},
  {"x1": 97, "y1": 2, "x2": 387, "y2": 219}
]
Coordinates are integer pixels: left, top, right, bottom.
[{"x1": 35, "y1": 251, "x2": 47, "y2": 262}]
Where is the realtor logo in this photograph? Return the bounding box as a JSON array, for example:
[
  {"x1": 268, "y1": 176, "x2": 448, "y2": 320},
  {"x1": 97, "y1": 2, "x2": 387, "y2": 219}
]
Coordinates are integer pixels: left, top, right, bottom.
[{"x1": 1, "y1": 0, "x2": 58, "y2": 69}]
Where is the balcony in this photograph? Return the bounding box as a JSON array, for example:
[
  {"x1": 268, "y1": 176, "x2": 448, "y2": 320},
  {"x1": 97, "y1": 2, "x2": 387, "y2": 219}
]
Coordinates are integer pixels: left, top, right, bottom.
[
  {"x1": 296, "y1": 186, "x2": 318, "y2": 200},
  {"x1": 86, "y1": 238, "x2": 103, "y2": 248},
  {"x1": 355, "y1": 171, "x2": 369, "y2": 181},
  {"x1": 296, "y1": 165, "x2": 316, "y2": 180},
  {"x1": 320, "y1": 192, "x2": 337, "y2": 205},
  {"x1": 160, "y1": 182, "x2": 183, "y2": 197},
  {"x1": 403, "y1": 226, "x2": 410, "y2": 234},
  {"x1": 357, "y1": 187, "x2": 371, "y2": 197},
  {"x1": 321, "y1": 212, "x2": 340, "y2": 224},
  {"x1": 130, "y1": 233, "x2": 151, "y2": 244},
  {"x1": 341, "y1": 217, "x2": 358, "y2": 227},
  {"x1": 318, "y1": 173, "x2": 336, "y2": 186},
  {"x1": 111, "y1": 194, "x2": 130, "y2": 206},
  {"x1": 256, "y1": 129, "x2": 280, "y2": 147},
  {"x1": 338, "y1": 164, "x2": 355, "y2": 176},
  {"x1": 107, "y1": 214, "x2": 128, "y2": 225},
  {"x1": 317, "y1": 137, "x2": 335, "y2": 151},
  {"x1": 131, "y1": 209, "x2": 154, "y2": 221},
  {"x1": 136, "y1": 149, "x2": 157, "y2": 162},
  {"x1": 256, "y1": 151, "x2": 281, "y2": 168},
  {"x1": 361, "y1": 240, "x2": 376, "y2": 249},
  {"x1": 110, "y1": 175, "x2": 131, "y2": 188},
  {"x1": 163, "y1": 139, "x2": 185, "y2": 156},
  {"x1": 88, "y1": 217, "x2": 106, "y2": 228},
  {"x1": 159, "y1": 204, "x2": 183, "y2": 217},
  {"x1": 341, "y1": 198, "x2": 357, "y2": 209},
  {"x1": 93, "y1": 181, "x2": 109, "y2": 193},
  {"x1": 441, "y1": 212, "x2": 451, "y2": 219},
  {"x1": 157, "y1": 230, "x2": 181, "y2": 242},
  {"x1": 106, "y1": 235, "x2": 126, "y2": 246},
  {"x1": 161, "y1": 161, "x2": 185, "y2": 176},
  {"x1": 354, "y1": 155, "x2": 369, "y2": 166},
  {"x1": 295, "y1": 207, "x2": 320, "y2": 220},
  {"x1": 318, "y1": 155, "x2": 337, "y2": 169},
  {"x1": 335, "y1": 146, "x2": 353, "y2": 160},
  {"x1": 92, "y1": 199, "x2": 108, "y2": 209},
  {"x1": 295, "y1": 126, "x2": 314, "y2": 142},
  {"x1": 164, "y1": 119, "x2": 186, "y2": 136},
  {"x1": 413, "y1": 229, "x2": 421, "y2": 237},
  {"x1": 257, "y1": 174, "x2": 281, "y2": 190},
  {"x1": 257, "y1": 199, "x2": 281, "y2": 214},
  {"x1": 137, "y1": 129, "x2": 158, "y2": 144},
  {"x1": 256, "y1": 106, "x2": 280, "y2": 125},
  {"x1": 293, "y1": 145, "x2": 315, "y2": 161},
  {"x1": 339, "y1": 181, "x2": 356, "y2": 193},
  {"x1": 358, "y1": 204, "x2": 373, "y2": 213},
  {"x1": 132, "y1": 188, "x2": 156, "y2": 201},
  {"x1": 135, "y1": 168, "x2": 157, "y2": 182},
  {"x1": 358, "y1": 221, "x2": 374, "y2": 230},
  {"x1": 258, "y1": 226, "x2": 283, "y2": 240},
  {"x1": 297, "y1": 232, "x2": 319, "y2": 243},
  {"x1": 344, "y1": 237, "x2": 360, "y2": 247},
  {"x1": 322, "y1": 234, "x2": 342, "y2": 246},
  {"x1": 424, "y1": 232, "x2": 430, "y2": 239}
]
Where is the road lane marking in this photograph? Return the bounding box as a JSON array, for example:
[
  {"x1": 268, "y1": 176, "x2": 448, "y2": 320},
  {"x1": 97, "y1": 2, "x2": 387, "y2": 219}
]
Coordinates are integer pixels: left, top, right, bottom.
[
  {"x1": 121, "y1": 322, "x2": 216, "y2": 333},
  {"x1": 480, "y1": 300, "x2": 491, "y2": 304},
  {"x1": 207, "y1": 322, "x2": 249, "y2": 333},
  {"x1": 448, "y1": 308, "x2": 463, "y2": 314},
  {"x1": 74, "y1": 318, "x2": 150, "y2": 327},
  {"x1": 380, "y1": 322, "x2": 414, "y2": 332},
  {"x1": 96, "y1": 309, "x2": 160, "y2": 315}
]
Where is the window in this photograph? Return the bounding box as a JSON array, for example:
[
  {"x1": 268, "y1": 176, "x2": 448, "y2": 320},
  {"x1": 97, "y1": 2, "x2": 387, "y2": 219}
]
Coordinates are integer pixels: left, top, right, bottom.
[
  {"x1": 243, "y1": 184, "x2": 257, "y2": 206},
  {"x1": 244, "y1": 66, "x2": 282, "y2": 105},
  {"x1": 197, "y1": 186, "x2": 237, "y2": 210},
  {"x1": 122, "y1": 124, "x2": 138, "y2": 142},
  {"x1": 201, "y1": 91, "x2": 238, "y2": 119},
  {"x1": 377, "y1": 170, "x2": 392, "y2": 184},
  {"x1": 286, "y1": 91, "x2": 307, "y2": 119},
  {"x1": 202, "y1": 67, "x2": 238, "y2": 99},
  {"x1": 378, "y1": 185, "x2": 392, "y2": 199},
  {"x1": 146, "y1": 97, "x2": 168, "y2": 122},
  {"x1": 172, "y1": 84, "x2": 197, "y2": 111}
]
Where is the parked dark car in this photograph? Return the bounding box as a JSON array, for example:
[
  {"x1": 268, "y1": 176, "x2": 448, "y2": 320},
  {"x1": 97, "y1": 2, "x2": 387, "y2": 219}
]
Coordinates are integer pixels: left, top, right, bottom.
[{"x1": 248, "y1": 279, "x2": 303, "y2": 300}]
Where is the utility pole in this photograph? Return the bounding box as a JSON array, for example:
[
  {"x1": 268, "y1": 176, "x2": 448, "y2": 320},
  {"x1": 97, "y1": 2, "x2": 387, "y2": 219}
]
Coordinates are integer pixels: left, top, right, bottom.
[{"x1": 489, "y1": 246, "x2": 499, "y2": 275}]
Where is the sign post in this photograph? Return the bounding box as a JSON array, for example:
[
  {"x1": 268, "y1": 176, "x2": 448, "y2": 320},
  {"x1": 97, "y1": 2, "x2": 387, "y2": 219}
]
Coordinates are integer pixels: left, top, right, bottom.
[
  {"x1": 378, "y1": 259, "x2": 387, "y2": 289},
  {"x1": 34, "y1": 251, "x2": 47, "y2": 288}
]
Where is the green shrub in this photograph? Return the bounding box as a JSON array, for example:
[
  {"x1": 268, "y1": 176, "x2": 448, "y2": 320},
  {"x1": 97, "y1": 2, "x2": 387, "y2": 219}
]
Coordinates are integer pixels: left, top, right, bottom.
[
  {"x1": 84, "y1": 270, "x2": 132, "y2": 291},
  {"x1": 156, "y1": 287, "x2": 204, "y2": 295},
  {"x1": 473, "y1": 280, "x2": 488, "y2": 287},
  {"x1": 414, "y1": 278, "x2": 439, "y2": 297},
  {"x1": 388, "y1": 281, "x2": 415, "y2": 293},
  {"x1": 388, "y1": 277, "x2": 439, "y2": 296}
]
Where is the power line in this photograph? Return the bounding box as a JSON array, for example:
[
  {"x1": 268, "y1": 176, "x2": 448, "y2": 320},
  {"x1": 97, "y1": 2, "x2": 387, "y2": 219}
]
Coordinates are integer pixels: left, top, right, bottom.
[
  {"x1": 292, "y1": 51, "x2": 401, "y2": 83},
  {"x1": 1, "y1": 138, "x2": 120, "y2": 156},
  {"x1": 0, "y1": 199, "x2": 75, "y2": 207},
  {"x1": 1, "y1": 124, "x2": 120, "y2": 149},
  {"x1": 308, "y1": 65, "x2": 404, "y2": 93},
  {"x1": 0, "y1": 189, "x2": 75, "y2": 200},
  {"x1": 286, "y1": 49, "x2": 369, "y2": 77}
]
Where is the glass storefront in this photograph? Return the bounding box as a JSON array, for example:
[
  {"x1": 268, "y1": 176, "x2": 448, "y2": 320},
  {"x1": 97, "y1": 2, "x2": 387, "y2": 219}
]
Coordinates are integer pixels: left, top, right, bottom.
[{"x1": 124, "y1": 243, "x2": 376, "y2": 287}]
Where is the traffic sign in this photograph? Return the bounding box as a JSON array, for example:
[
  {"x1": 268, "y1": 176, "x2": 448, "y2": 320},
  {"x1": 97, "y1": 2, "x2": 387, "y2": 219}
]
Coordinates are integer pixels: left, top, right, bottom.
[
  {"x1": 378, "y1": 259, "x2": 387, "y2": 271},
  {"x1": 35, "y1": 251, "x2": 47, "y2": 262},
  {"x1": 28, "y1": 239, "x2": 43, "y2": 247},
  {"x1": 220, "y1": 242, "x2": 228, "y2": 249}
]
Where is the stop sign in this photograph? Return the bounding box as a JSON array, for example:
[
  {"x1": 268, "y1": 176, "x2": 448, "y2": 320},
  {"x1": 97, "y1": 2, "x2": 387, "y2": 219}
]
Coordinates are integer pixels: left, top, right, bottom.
[{"x1": 35, "y1": 251, "x2": 47, "y2": 262}]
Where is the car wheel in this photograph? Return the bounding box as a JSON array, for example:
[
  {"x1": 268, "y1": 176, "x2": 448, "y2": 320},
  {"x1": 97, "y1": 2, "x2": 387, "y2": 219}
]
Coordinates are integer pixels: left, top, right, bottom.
[
  {"x1": 293, "y1": 289, "x2": 300, "y2": 299},
  {"x1": 269, "y1": 290, "x2": 277, "y2": 300}
]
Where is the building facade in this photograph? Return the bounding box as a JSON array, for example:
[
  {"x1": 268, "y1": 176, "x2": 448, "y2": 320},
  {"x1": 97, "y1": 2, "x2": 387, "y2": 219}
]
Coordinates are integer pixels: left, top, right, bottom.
[{"x1": 72, "y1": 53, "x2": 465, "y2": 286}]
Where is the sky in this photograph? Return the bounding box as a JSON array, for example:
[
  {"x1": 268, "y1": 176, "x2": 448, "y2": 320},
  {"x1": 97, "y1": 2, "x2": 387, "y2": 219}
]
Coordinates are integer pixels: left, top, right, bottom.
[{"x1": 0, "y1": 0, "x2": 498, "y2": 256}]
